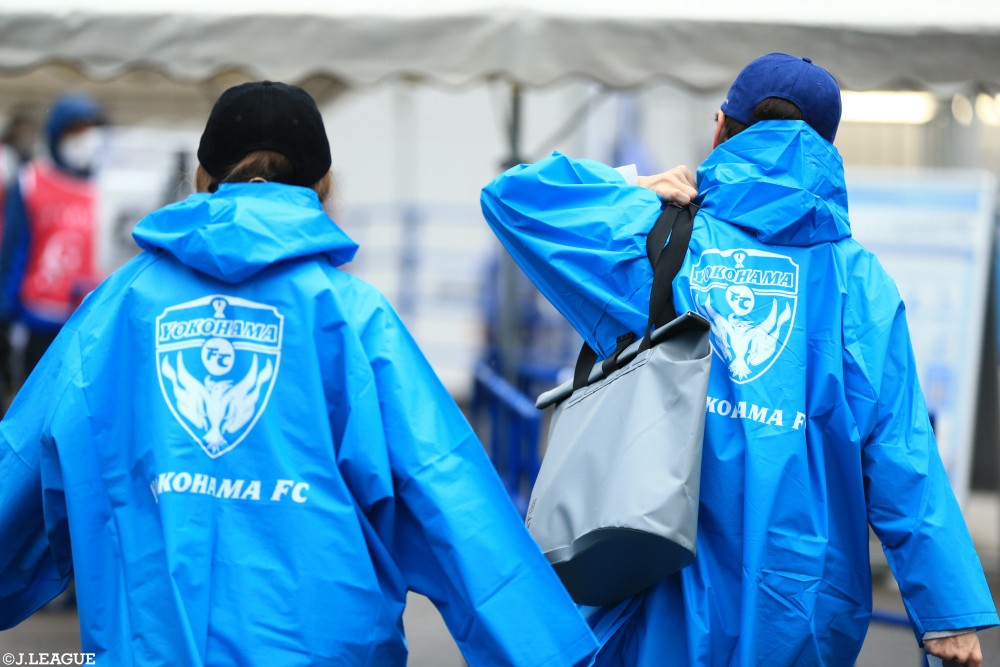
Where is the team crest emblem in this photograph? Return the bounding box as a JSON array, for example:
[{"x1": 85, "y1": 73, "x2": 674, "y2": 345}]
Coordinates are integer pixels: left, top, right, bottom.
[
  {"x1": 689, "y1": 249, "x2": 798, "y2": 384},
  {"x1": 156, "y1": 295, "x2": 283, "y2": 458}
]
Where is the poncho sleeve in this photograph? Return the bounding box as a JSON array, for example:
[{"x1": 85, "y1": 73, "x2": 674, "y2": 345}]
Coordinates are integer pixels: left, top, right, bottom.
[
  {"x1": 360, "y1": 295, "x2": 597, "y2": 667},
  {"x1": 480, "y1": 151, "x2": 663, "y2": 358},
  {"x1": 844, "y1": 252, "x2": 999, "y2": 641},
  {"x1": 0, "y1": 331, "x2": 75, "y2": 628}
]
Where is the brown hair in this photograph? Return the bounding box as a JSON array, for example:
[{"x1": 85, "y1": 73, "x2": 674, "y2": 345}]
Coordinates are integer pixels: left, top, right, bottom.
[
  {"x1": 195, "y1": 150, "x2": 332, "y2": 203},
  {"x1": 719, "y1": 97, "x2": 804, "y2": 143}
]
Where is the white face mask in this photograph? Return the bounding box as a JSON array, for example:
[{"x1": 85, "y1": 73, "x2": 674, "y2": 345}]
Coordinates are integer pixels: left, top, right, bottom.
[{"x1": 59, "y1": 126, "x2": 104, "y2": 173}]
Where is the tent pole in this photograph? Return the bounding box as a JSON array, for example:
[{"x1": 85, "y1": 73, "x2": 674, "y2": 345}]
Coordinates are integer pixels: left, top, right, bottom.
[
  {"x1": 497, "y1": 83, "x2": 525, "y2": 384},
  {"x1": 505, "y1": 83, "x2": 524, "y2": 169}
]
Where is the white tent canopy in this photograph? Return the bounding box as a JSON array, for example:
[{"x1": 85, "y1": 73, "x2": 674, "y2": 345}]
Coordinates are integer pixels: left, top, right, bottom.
[{"x1": 2, "y1": 0, "x2": 1000, "y2": 105}]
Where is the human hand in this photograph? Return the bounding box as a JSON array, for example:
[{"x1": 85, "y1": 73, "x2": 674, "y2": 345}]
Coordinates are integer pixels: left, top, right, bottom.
[
  {"x1": 637, "y1": 166, "x2": 697, "y2": 205},
  {"x1": 924, "y1": 632, "x2": 983, "y2": 667}
]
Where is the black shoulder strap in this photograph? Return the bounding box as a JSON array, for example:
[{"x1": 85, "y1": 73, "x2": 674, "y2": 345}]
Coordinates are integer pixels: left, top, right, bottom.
[
  {"x1": 572, "y1": 331, "x2": 635, "y2": 391},
  {"x1": 570, "y1": 202, "x2": 697, "y2": 389},
  {"x1": 641, "y1": 203, "x2": 696, "y2": 350}
]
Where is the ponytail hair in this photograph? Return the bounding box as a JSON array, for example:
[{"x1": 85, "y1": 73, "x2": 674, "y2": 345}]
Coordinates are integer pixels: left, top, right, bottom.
[{"x1": 195, "y1": 150, "x2": 332, "y2": 203}]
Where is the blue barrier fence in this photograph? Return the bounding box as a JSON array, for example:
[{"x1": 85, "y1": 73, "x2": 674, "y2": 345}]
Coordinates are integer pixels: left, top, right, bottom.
[{"x1": 470, "y1": 361, "x2": 542, "y2": 515}]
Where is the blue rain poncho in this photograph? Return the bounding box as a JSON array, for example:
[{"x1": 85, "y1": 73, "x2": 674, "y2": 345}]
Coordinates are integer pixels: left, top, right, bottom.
[
  {"x1": 481, "y1": 121, "x2": 999, "y2": 666},
  {"x1": 0, "y1": 182, "x2": 597, "y2": 667}
]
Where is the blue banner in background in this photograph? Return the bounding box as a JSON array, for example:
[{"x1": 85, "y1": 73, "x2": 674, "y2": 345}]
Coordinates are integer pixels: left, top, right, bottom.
[{"x1": 846, "y1": 167, "x2": 997, "y2": 502}]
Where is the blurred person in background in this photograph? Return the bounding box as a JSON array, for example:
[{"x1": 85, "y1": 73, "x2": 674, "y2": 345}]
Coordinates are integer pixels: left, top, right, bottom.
[
  {"x1": 0, "y1": 105, "x2": 41, "y2": 413},
  {"x1": 0, "y1": 81, "x2": 596, "y2": 666},
  {"x1": 2, "y1": 104, "x2": 42, "y2": 166},
  {"x1": 482, "y1": 53, "x2": 998, "y2": 666},
  {"x1": 0, "y1": 92, "x2": 107, "y2": 392}
]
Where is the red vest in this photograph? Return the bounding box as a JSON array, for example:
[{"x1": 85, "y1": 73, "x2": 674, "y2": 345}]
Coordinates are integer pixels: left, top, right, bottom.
[{"x1": 20, "y1": 161, "x2": 99, "y2": 323}]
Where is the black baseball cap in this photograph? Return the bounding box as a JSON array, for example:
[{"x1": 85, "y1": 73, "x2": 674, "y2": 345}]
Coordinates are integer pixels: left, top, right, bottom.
[
  {"x1": 721, "y1": 53, "x2": 842, "y2": 144},
  {"x1": 197, "y1": 81, "x2": 331, "y2": 187}
]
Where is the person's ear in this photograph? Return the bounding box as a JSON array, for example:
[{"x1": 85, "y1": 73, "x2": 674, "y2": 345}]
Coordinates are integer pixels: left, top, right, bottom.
[{"x1": 712, "y1": 110, "x2": 726, "y2": 149}]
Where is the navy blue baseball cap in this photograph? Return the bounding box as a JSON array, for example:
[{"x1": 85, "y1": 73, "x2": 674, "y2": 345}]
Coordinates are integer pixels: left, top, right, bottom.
[{"x1": 721, "y1": 53, "x2": 842, "y2": 143}]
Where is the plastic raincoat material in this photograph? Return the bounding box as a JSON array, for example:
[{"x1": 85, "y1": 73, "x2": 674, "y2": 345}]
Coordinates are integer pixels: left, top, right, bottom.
[
  {"x1": 480, "y1": 121, "x2": 999, "y2": 666},
  {"x1": 0, "y1": 182, "x2": 597, "y2": 667}
]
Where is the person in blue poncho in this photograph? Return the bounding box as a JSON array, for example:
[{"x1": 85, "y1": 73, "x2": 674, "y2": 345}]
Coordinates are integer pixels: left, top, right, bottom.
[
  {"x1": 481, "y1": 54, "x2": 998, "y2": 666},
  {"x1": 0, "y1": 80, "x2": 597, "y2": 667}
]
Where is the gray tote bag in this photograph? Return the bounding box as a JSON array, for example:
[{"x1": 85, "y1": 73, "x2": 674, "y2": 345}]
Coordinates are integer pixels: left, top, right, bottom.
[{"x1": 526, "y1": 203, "x2": 711, "y2": 606}]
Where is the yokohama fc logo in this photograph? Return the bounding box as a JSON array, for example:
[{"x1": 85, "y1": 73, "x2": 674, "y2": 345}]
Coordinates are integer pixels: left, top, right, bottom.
[
  {"x1": 156, "y1": 295, "x2": 283, "y2": 458},
  {"x1": 689, "y1": 248, "x2": 798, "y2": 384}
]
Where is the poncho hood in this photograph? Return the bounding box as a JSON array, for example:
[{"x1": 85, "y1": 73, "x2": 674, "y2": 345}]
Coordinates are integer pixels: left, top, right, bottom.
[
  {"x1": 133, "y1": 182, "x2": 358, "y2": 283},
  {"x1": 697, "y1": 121, "x2": 851, "y2": 246}
]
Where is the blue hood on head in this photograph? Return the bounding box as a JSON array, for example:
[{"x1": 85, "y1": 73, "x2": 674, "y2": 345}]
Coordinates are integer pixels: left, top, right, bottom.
[
  {"x1": 45, "y1": 92, "x2": 106, "y2": 175},
  {"x1": 696, "y1": 121, "x2": 851, "y2": 246},
  {"x1": 132, "y1": 182, "x2": 358, "y2": 283}
]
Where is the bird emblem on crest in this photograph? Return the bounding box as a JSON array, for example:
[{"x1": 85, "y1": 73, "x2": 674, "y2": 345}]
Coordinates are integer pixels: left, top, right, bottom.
[
  {"x1": 160, "y1": 352, "x2": 274, "y2": 454},
  {"x1": 156, "y1": 295, "x2": 283, "y2": 458},
  {"x1": 701, "y1": 294, "x2": 792, "y2": 381},
  {"x1": 689, "y1": 248, "x2": 798, "y2": 384}
]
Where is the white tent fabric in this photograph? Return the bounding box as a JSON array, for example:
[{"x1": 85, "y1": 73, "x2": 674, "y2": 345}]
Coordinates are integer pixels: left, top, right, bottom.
[{"x1": 2, "y1": 0, "x2": 1000, "y2": 94}]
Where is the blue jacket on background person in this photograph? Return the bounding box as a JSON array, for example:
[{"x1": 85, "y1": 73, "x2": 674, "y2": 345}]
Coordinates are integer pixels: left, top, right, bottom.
[
  {"x1": 481, "y1": 117, "x2": 998, "y2": 664},
  {"x1": 0, "y1": 81, "x2": 597, "y2": 667}
]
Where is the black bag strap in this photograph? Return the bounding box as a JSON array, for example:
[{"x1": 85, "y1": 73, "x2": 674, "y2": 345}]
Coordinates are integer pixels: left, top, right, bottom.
[
  {"x1": 639, "y1": 202, "x2": 696, "y2": 351},
  {"x1": 570, "y1": 202, "x2": 697, "y2": 390},
  {"x1": 572, "y1": 331, "x2": 635, "y2": 391}
]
